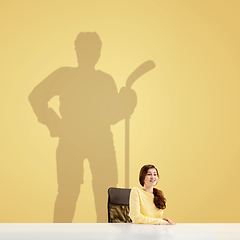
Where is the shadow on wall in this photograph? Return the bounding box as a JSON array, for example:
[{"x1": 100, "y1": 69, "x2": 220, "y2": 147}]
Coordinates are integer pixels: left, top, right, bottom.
[{"x1": 28, "y1": 32, "x2": 138, "y2": 223}]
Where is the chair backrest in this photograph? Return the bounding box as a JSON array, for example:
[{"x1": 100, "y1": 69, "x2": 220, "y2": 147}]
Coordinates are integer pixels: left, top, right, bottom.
[{"x1": 108, "y1": 187, "x2": 132, "y2": 223}]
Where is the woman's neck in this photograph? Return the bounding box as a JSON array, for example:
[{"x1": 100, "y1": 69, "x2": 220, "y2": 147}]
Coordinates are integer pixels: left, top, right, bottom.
[{"x1": 143, "y1": 185, "x2": 154, "y2": 194}]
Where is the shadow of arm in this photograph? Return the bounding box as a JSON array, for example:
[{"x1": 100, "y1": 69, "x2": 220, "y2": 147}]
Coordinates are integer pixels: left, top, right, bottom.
[{"x1": 28, "y1": 68, "x2": 65, "y2": 137}]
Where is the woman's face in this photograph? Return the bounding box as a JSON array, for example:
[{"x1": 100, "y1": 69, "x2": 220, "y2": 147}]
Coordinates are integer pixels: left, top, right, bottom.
[{"x1": 144, "y1": 168, "x2": 158, "y2": 188}]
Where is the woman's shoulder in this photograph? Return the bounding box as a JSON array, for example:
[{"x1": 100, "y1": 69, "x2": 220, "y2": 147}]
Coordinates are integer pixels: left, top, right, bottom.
[
  {"x1": 131, "y1": 186, "x2": 141, "y2": 191},
  {"x1": 131, "y1": 186, "x2": 143, "y2": 194},
  {"x1": 130, "y1": 187, "x2": 141, "y2": 197}
]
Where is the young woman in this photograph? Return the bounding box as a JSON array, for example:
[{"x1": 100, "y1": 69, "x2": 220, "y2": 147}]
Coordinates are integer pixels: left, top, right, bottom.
[{"x1": 129, "y1": 164, "x2": 175, "y2": 225}]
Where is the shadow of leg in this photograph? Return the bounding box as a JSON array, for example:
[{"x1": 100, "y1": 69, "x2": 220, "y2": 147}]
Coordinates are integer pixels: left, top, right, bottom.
[
  {"x1": 53, "y1": 188, "x2": 80, "y2": 223},
  {"x1": 89, "y1": 144, "x2": 118, "y2": 223},
  {"x1": 53, "y1": 143, "x2": 84, "y2": 223}
]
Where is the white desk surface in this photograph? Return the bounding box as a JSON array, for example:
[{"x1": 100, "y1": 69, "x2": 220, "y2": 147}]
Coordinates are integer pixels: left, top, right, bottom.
[{"x1": 0, "y1": 223, "x2": 239, "y2": 240}]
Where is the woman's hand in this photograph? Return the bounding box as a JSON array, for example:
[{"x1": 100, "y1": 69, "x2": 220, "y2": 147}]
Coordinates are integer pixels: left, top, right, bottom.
[{"x1": 163, "y1": 217, "x2": 176, "y2": 225}]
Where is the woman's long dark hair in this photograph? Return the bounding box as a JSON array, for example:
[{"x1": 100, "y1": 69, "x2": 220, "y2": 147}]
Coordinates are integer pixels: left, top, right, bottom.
[{"x1": 139, "y1": 164, "x2": 166, "y2": 210}]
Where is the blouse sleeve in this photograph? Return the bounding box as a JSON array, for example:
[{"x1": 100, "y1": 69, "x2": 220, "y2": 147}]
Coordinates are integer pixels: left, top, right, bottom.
[{"x1": 129, "y1": 187, "x2": 168, "y2": 225}]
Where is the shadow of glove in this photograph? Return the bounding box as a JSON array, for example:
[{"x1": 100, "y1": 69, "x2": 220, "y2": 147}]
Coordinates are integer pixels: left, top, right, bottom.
[{"x1": 119, "y1": 87, "x2": 137, "y2": 117}]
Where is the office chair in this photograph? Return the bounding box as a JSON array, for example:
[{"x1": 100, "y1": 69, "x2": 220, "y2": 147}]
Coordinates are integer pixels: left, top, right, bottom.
[{"x1": 107, "y1": 187, "x2": 132, "y2": 223}]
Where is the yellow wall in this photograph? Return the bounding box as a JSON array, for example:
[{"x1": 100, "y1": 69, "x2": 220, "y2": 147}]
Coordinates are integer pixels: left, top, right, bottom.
[{"x1": 0, "y1": 0, "x2": 239, "y2": 223}]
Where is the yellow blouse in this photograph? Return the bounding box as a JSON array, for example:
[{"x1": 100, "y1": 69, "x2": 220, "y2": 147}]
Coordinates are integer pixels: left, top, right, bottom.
[{"x1": 129, "y1": 187, "x2": 168, "y2": 225}]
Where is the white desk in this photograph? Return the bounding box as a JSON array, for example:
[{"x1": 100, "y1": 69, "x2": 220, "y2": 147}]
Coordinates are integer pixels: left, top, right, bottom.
[{"x1": 0, "y1": 223, "x2": 239, "y2": 240}]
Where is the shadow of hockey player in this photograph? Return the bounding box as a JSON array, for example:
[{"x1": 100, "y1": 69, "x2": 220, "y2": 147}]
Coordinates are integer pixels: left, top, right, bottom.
[{"x1": 28, "y1": 32, "x2": 137, "y2": 223}]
